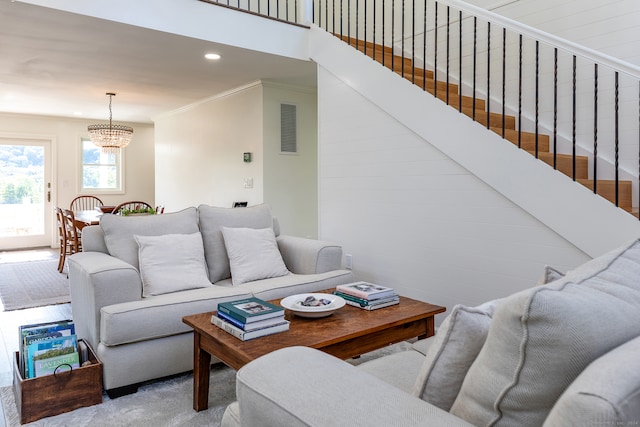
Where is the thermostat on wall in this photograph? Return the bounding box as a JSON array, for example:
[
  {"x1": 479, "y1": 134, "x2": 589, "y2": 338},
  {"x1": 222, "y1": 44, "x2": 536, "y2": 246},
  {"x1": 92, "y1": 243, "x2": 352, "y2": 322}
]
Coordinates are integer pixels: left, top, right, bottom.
[{"x1": 243, "y1": 152, "x2": 252, "y2": 163}]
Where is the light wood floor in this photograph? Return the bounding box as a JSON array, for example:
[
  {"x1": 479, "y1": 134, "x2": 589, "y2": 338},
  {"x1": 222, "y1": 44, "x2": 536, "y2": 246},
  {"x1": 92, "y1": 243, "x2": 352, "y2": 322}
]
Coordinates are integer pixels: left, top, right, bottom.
[{"x1": 0, "y1": 248, "x2": 73, "y2": 427}]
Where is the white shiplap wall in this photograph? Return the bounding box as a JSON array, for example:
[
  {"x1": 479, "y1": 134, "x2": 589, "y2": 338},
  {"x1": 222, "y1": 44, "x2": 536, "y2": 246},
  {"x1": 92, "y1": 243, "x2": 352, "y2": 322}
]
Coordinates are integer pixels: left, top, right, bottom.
[{"x1": 317, "y1": 65, "x2": 591, "y2": 313}]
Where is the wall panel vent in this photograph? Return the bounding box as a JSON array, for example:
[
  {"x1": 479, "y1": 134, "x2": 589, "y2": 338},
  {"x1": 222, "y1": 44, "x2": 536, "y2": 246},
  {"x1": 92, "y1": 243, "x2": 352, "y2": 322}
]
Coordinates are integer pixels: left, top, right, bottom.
[{"x1": 281, "y1": 103, "x2": 297, "y2": 153}]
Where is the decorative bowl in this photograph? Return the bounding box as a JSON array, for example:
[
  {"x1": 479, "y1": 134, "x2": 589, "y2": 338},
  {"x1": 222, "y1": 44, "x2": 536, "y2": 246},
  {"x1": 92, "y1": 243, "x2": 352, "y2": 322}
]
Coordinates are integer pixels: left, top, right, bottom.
[
  {"x1": 99, "y1": 206, "x2": 116, "y2": 213},
  {"x1": 280, "y1": 293, "x2": 346, "y2": 318}
]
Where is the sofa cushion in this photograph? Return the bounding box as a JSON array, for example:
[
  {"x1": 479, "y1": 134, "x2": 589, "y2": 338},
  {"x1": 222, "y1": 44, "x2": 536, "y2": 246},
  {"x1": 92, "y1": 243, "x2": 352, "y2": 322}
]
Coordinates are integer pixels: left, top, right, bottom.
[
  {"x1": 101, "y1": 207, "x2": 199, "y2": 270},
  {"x1": 100, "y1": 285, "x2": 252, "y2": 346},
  {"x1": 135, "y1": 232, "x2": 212, "y2": 297},
  {"x1": 198, "y1": 204, "x2": 274, "y2": 283},
  {"x1": 450, "y1": 239, "x2": 640, "y2": 427},
  {"x1": 221, "y1": 226, "x2": 290, "y2": 285},
  {"x1": 412, "y1": 300, "x2": 498, "y2": 411},
  {"x1": 543, "y1": 335, "x2": 640, "y2": 427},
  {"x1": 358, "y1": 349, "x2": 426, "y2": 394}
]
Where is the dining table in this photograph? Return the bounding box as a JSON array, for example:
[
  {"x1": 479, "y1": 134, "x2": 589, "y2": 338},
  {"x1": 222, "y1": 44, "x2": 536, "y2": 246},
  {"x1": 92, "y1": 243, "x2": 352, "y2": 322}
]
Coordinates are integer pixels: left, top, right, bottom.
[{"x1": 73, "y1": 209, "x2": 103, "y2": 230}]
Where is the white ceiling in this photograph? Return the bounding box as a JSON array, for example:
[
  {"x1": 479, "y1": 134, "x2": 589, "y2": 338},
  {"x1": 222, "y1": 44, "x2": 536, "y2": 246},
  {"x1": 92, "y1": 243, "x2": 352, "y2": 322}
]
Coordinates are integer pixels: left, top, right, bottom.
[{"x1": 0, "y1": 1, "x2": 317, "y2": 124}]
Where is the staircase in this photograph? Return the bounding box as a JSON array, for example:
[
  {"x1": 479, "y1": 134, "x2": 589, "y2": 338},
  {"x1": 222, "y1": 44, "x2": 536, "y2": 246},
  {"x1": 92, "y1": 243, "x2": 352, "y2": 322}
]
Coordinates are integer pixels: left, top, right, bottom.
[{"x1": 336, "y1": 35, "x2": 638, "y2": 217}]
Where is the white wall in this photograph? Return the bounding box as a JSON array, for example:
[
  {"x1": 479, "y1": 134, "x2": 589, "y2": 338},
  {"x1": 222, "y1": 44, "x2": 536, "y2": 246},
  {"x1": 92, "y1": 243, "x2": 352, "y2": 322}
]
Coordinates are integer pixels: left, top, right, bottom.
[
  {"x1": 317, "y1": 65, "x2": 591, "y2": 316},
  {"x1": 0, "y1": 112, "x2": 155, "y2": 247},
  {"x1": 154, "y1": 83, "x2": 264, "y2": 212},
  {"x1": 154, "y1": 81, "x2": 319, "y2": 237},
  {"x1": 262, "y1": 82, "x2": 318, "y2": 238}
]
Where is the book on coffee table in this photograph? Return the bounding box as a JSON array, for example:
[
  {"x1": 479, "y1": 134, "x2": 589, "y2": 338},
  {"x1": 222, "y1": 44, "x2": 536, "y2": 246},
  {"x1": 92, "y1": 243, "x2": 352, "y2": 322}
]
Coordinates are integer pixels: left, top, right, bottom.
[
  {"x1": 336, "y1": 282, "x2": 397, "y2": 300},
  {"x1": 211, "y1": 315, "x2": 289, "y2": 341},
  {"x1": 217, "y1": 297, "x2": 284, "y2": 324}
]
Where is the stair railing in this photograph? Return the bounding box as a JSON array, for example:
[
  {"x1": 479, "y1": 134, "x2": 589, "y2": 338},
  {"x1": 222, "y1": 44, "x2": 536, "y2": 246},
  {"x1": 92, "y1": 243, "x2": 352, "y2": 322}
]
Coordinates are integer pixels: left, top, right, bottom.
[
  {"x1": 313, "y1": 0, "x2": 640, "y2": 216},
  {"x1": 198, "y1": 0, "x2": 307, "y2": 27}
]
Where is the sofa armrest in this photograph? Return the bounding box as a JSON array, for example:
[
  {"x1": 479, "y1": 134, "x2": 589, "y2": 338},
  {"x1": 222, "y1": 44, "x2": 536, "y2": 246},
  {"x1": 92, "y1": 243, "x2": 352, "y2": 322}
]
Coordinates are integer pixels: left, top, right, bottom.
[
  {"x1": 68, "y1": 252, "x2": 142, "y2": 351},
  {"x1": 276, "y1": 235, "x2": 343, "y2": 274},
  {"x1": 231, "y1": 346, "x2": 474, "y2": 427}
]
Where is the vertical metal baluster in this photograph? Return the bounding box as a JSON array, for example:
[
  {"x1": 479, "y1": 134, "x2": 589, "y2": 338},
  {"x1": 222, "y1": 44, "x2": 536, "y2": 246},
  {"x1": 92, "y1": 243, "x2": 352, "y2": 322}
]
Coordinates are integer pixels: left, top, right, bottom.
[
  {"x1": 257, "y1": 0, "x2": 260, "y2": 16},
  {"x1": 382, "y1": 0, "x2": 385, "y2": 67},
  {"x1": 459, "y1": 10, "x2": 463, "y2": 112},
  {"x1": 434, "y1": 2, "x2": 439, "y2": 99},
  {"x1": 277, "y1": 0, "x2": 280, "y2": 19},
  {"x1": 593, "y1": 64, "x2": 598, "y2": 195},
  {"x1": 373, "y1": 0, "x2": 376, "y2": 61},
  {"x1": 472, "y1": 17, "x2": 477, "y2": 121},
  {"x1": 286, "y1": 0, "x2": 289, "y2": 21},
  {"x1": 268, "y1": 0, "x2": 271, "y2": 19},
  {"x1": 340, "y1": 0, "x2": 344, "y2": 39},
  {"x1": 534, "y1": 40, "x2": 539, "y2": 158},
  {"x1": 486, "y1": 22, "x2": 491, "y2": 129},
  {"x1": 423, "y1": 1, "x2": 427, "y2": 91},
  {"x1": 638, "y1": 81, "x2": 640, "y2": 220},
  {"x1": 518, "y1": 34, "x2": 522, "y2": 148},
  {"x1": 348, "y1": 0, "x2": 351, "y2": 45},
  {"x1": 572, "y1": 55, "x2": 577, "y2": 181},
  {"x1": 364, "y1": 0, "x2": 367, "y2": 56},
  {"x1": 615, "y1": 71, "x2": 620, "y2": 206},
  {"x1": 446, "y1": 6, "x2": 450, "y2": 104},
  {"x1": 391, "y1": 0, "x2": 394, "y2": 70},
  {"x1": 401, "y1": 0, "x2": 405, "y2": 78},
  {"x1": 294, "y1": 0, "x2": 298, "y2": 23},
  {"x1": 501, "y1": 27, "x2": 506, "y2": 137},
  {"x1": 356, "y1": 0, "x2": 359, "y2": 51},
  {"x1": 412, "y1": 0, "x2": 415, "y2": 84},
  {"x1": 553, "y1": 48, "x2": 558, "y2": 169}
]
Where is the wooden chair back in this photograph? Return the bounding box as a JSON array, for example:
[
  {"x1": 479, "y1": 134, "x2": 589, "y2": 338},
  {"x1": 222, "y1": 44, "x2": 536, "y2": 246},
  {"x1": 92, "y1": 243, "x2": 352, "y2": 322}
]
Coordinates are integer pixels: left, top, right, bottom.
[
  {"x1": 112, "y1": 201, "x2": 154, "y2": 215},
  {"x1": 55, "y1": 207, "x2": 67, "y2": 273},
  {"x1": 70, "y1": 195, "x2": 103, "y2": 211},
  {"x1": 61, "y1": 209, "x2": 82, "y2": 254}
]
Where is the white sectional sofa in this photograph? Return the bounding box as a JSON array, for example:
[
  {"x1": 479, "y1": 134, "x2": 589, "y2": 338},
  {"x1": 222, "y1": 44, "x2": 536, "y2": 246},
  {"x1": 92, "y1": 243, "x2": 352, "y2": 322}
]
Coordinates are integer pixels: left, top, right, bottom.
[
  {"x1": 222, "y1": 238, "x2": 640, "y2": 426},
  {"x1": 68, "y1": 204, "x2": 353, "y2": 397}
]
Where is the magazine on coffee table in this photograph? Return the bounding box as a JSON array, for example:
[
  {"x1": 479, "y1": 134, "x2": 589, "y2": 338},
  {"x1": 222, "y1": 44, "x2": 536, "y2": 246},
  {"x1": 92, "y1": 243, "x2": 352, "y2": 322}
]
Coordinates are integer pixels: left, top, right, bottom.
[{"x1": 336, "y1": 281, "x2": 397, "y2": 300}]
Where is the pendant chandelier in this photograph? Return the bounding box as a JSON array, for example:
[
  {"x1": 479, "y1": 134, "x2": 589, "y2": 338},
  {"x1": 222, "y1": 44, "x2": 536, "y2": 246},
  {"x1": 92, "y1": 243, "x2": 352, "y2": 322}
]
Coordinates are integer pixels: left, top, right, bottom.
[{"x1": 88, "y1": 92, "x2": 133, "y2": 154}]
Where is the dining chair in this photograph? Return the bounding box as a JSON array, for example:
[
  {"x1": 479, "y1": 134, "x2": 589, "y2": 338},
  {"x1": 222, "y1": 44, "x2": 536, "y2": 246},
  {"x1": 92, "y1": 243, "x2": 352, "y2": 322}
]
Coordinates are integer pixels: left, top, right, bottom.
[
  {"x1": 70, "y1": 195, "x2": 103, "y2": 211},
  {"x1": 61, "y1": 209, "x2": 82, "y2": 255},
  {"x1": 112, "y1": 201, "x2": 154, "y2": 215},
  {"x1": 155, "y1": 205, "x2": 165, "y2": 214},
  {"x1": 55, "y1": 207, "x2": 68, "y2": 273}
]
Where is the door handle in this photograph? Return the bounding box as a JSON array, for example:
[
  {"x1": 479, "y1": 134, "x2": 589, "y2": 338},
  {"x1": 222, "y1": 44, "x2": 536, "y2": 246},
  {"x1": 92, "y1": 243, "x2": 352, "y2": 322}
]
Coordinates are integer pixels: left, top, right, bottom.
[{"x1": 47, "y1": 191, "x2": 51, "y2": 202}]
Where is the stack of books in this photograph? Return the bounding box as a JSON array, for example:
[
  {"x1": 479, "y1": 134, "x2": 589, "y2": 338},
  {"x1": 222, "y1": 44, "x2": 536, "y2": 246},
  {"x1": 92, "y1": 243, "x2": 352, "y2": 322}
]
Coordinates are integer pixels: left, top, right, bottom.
[
  {"x1": 19, "y1": 320, "x2": 83, "y2": 379},
  {"x1": 212, "y1": 297, "x2": 289, "y2": 341},
  {"x1": 334, "y1": 281, "x2": 400, "y2": 310}
]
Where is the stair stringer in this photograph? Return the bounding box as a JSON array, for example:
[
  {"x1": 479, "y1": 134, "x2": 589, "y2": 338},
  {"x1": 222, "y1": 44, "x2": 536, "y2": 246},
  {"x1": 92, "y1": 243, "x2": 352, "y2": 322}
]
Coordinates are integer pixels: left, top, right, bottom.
[{"x1": 309, "y1": 26, "x2": 640, "y2": 258}]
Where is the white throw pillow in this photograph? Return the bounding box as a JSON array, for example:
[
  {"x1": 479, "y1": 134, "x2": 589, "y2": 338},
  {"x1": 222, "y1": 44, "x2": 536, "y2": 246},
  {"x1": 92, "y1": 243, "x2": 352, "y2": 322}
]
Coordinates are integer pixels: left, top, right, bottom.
[
  {"x1": 221, "y1": 226, "x2": 290, "y2": 286},
  {"x1": 135, "y1": 232, "x2": 212, "y2": 297},
  {"x1": 412, "y1": 299, "x2": 499, "y2": 411}
]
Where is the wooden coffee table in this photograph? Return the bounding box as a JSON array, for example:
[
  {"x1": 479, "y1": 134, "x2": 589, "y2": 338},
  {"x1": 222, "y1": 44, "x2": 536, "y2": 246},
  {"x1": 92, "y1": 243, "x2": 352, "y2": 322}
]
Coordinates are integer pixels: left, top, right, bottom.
[{"x1": 182, "y1": 291, "x2": 445, "y2": 411}]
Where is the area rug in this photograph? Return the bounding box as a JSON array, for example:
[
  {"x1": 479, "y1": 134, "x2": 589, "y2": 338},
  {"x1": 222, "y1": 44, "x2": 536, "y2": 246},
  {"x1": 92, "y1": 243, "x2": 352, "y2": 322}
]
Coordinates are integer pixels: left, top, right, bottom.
[
  {"x1": 0, "y1": 259, "x2": 70, "y2": 311},
  {"x1": 0, "y1": 342, "x2": 413, "y2": 426}
]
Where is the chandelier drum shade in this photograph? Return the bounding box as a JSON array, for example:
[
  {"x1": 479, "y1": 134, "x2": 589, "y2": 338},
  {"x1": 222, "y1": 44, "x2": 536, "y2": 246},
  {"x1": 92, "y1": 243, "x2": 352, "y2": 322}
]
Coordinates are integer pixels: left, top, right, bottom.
[{"x1": 88, "y1": 92, "x2": 133, "y2": 154}]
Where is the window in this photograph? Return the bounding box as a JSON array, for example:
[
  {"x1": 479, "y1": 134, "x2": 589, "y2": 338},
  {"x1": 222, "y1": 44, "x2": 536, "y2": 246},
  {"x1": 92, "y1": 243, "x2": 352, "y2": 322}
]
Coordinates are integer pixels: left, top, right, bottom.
[{"x1": 80, "y1": 138, "x2": 123, "y2": 192}]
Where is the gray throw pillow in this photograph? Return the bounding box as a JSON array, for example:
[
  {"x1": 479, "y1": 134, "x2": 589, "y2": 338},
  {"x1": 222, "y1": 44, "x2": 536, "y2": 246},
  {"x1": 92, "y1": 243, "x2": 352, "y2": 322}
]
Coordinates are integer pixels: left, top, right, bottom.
[
  {"x1": 543, "y1": 335, "x2": 640, "y2": 427},
  {"x1": 101, "y1": 207, "x2": 199, "y2": 269},
  {"x1": 198, "y1": 204, "x2": 274, "y2": 283},
  {"x1": 450, "y1": 239, "x2": 640, "y2": 427},
  {"x1": 412, "y1": 299, "x2": 499, "y2": 411}
]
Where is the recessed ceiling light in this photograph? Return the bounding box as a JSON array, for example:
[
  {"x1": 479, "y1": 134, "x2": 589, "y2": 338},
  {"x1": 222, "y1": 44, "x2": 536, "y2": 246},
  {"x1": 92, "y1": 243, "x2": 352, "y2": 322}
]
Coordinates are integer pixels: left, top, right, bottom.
[
  {"x1": 205, "y1": 53, "x2": 221, "y2": 60},
  {"x1": 73, "y1": 111, "x2": 83, "y2": 116}
]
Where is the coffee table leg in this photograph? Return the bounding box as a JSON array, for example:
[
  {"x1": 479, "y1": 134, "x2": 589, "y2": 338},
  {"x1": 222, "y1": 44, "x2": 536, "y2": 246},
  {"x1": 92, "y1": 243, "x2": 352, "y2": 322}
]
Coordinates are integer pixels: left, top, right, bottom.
[
  {"x1": 193, "y1": 332, "x2": 211, "y2": 411},
  {"x1": 420, "y1": 316, "x2": 436, "y2": 339}
]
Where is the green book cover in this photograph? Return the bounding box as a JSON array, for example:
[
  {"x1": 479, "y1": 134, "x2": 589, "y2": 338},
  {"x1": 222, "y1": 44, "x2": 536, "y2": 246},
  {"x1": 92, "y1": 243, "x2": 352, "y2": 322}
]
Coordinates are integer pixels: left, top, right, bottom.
[
  {"x1": 26, "y1": 334, "x2": 78, "y2": 379},
  {"x1": 33, "y1": 350, "x2": 80, "y2": 378},
  {"x1": 218, "y1": 297, "x2": 284, "y2": 323}
]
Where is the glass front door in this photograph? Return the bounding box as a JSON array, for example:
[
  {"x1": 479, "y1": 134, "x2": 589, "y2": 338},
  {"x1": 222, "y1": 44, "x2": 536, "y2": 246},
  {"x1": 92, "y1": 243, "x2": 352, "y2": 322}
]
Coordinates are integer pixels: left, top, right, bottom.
[{"x1": 0, "y1": 138, "x2": 52, "y2": 250}]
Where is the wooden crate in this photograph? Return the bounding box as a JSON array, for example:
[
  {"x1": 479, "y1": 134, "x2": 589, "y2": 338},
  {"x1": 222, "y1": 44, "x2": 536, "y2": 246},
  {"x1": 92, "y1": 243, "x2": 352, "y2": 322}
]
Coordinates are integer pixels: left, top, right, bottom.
[{"x1": 12, "y1": 339, "x2": 103, "y2": 424}]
